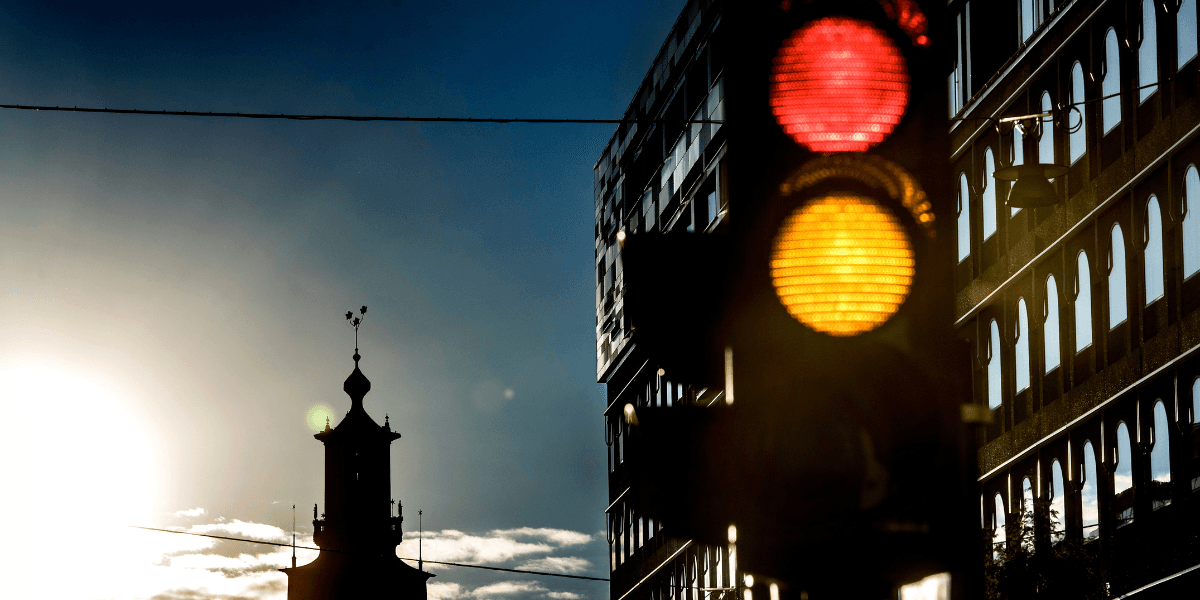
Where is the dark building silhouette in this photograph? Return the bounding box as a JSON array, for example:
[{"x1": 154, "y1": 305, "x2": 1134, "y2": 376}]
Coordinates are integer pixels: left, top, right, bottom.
[
  {"x1": 594, "y1": 2, "x2": 737, "y2": 599},
  {"x1": 282, "y1": 351, "x2": 432, "y2": 600},
  {"x1": 953, "y1": 1, "x2": 1200, "y2": 597}
]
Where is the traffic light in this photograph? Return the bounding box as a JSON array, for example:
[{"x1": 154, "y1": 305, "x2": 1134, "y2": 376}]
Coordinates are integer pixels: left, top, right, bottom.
[{"x1": 622, "y1": 0, "x2": 975, "y2": 596}]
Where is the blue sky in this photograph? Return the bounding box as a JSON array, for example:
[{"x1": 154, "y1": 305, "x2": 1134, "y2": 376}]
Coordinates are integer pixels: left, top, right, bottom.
[{"x1": 0, "y1": 1, "x2": 683, "y2": 598}]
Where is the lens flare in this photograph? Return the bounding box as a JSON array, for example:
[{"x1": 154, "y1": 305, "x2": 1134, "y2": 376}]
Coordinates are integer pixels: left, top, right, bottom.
[
  {"x1": 307, "y1": 404, "x2": 335, "y2": 432},
  {"x1": 770, "y1": 195, "x2": 915, "y2": 336}
]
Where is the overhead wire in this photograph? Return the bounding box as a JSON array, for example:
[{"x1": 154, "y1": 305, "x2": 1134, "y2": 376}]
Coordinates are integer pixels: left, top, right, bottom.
[
  {"x1": 0, "y1": 103, "x2": 720, "y2": 125},
  {"x1": 129, "y1": 525, "x2": 610, "y2": 582}
]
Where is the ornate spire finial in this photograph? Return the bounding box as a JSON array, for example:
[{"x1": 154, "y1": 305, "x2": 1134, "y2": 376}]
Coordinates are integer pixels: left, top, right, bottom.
[{"x1": 345, "y1": 306, "x2": 368, "y2": 355}]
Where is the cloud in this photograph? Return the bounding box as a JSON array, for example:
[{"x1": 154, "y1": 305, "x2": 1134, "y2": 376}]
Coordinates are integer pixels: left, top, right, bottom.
[
  {"x1": 493, "y1": 527, "x2": 592, "y2": 546},
  {"x1": 190, "y1": 519, "x2": 290, "y2": 544},
  {"x1": 428, "y1": 582, "x2": 466, "y2": 600},
  {"x1": 547, "y1": 593, "x2": 584, "y2": 600},
  {"x1": 518, "y1": 556, "x2": 592, "y2": 574},
  {"x1": 472, "y1": 580, "x2": 548, "y2": 598},
  {"x1": 173, "y1": 507, "x2": 207, "y2": 518}
]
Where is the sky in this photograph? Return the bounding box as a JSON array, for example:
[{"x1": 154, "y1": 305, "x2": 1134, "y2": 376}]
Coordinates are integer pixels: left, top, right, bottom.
[{"x1": 0, "y1": 1, "x2": 684, "y2": 598}]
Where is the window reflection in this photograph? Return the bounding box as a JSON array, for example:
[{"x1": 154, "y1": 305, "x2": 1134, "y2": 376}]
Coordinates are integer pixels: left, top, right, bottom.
[
  {"x1": 1140, "y1": 0, "x2": 1159, "y2": 102},
  {"x1": 1050, "y1": 460, "x2": 1065, "y2": 544},
  {"x1": 1114, "y1": 422, "x2": 1134, "y2": 526},
  {"x1": 1102, "y1": 29, "x2": 1121, "y2": 135},
  {"x1": 1145, "y1": 196, "x2": 1165, "y2": 303},
  {"x1": 1081, "y1": 441, "x2": 1099, "y2": 540},
  {"x1": 1180, "y1": 0, "x2": 1198, "y2": 67},
  {"x1": 1070, "y1": 63, "x2": 1086, "y2": 164},
  {"x1": 983, "y1": 149, "x2": 997, "y2": 240},
  {"x1": 958, "y1": 174, "x2": 971, "y2": 262},
  {"x1": 988, "y1": 320, "x2": 1002, "y2": 410},
  {"x1": 1184, "y1": 166, "x2": 1200, "y2": 279},
  {"x1": 1076, "y1": 251, "x2": 1093, "y2": 352},
  {"x1": 1109, "y1": 224, "x2": 1127, "y2": 327},
  {"x1": 1150, "y1": 400, "x2": 1172, "y2": 509},
  {"x1": 1016, "y1": 299, "x2": 1030, "y2": 393},
  {"x1": 1045, "y1": 275, "x2": 1061, "y2": 372}
]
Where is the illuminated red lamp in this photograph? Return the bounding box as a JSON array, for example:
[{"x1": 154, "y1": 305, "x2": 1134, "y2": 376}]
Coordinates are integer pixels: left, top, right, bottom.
[{"x1": 770, "y1": 17, "x2": 910, "y2": 153}]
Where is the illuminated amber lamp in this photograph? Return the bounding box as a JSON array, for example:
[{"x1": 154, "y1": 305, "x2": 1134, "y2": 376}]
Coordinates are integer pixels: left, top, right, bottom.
[
  {"x1": 770, "y1": 195, "x2": 915, "y2": 336},
  {"x1": 770, "y1": 17, "x2": 910, "y2": 153}
]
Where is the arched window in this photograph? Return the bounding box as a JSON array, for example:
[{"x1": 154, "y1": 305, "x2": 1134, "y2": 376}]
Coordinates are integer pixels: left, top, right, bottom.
[
  {"x1": 1102, "y1": 29, "x2": 1122, "y2": 134},
  {"x1": 993, "y1": 493, "x2": 1007, "y2": 554},
  {"x1": 1151, "y1": 400, "x2": 1172, "y2": 483},
  {"x1": 1020, "y1": 0, "x2": 1035, "y2": 42},
  {"x1": 1070, "y1": 62, "x2": 1087, "y2": 165},
  {"x1": 1076, "y1": 251, "x2": 1093, "y2": 352},
  {"x1": 1140, "y1": 0, "x2": 1159, "y2": 102},
  {"x1": 1115, "y1": 422, "x2": 1134, "y2": 525},
  {"x1": 1039, "y1": 92, "x2": 1055, "y2": 166},
  {"x1": 983, "y1": 148, "x2": 998, "y2": 239},
  {"x1": 1185, "y1": 166, "x2": 1200, "y2": 279},
  {"x1": 958, "y1": 173, "x2": 971, "y2": 262},
  {"x1": 1045, "y1": 274, "x2": 1061, "y2": 372},
  {"x1": 1194, "y1": 378, "x2": 1200, "y2": 424},
  {"x1": 1109, "y1": 224, "x2": 1128, "y2": 327},
  {"x1": 1016, "y1": 299, "x2": 1031, "y2": 393},
  {"x1": 1180, "y1": 0, "x2": 1198, "y2": 67},
  {"x1": 988, "y1": 319, "x2": 1002, "y2": 409},
  {"x1": 1050, "y1": 460, "x2": 1066, "y2": 543},
  {"x1": 1012, "y1": 128, "x2": 1024, "y2": 217},
  {"x1": 1143, "y1": 196, "x2": 1166, "y2": 303},
  {"x1": 1021, "y1": 477, "x2": 1035, "y2": 550},
  {"x1": 1081, "y1": 441, "x2": 1099, "y2": 539}
]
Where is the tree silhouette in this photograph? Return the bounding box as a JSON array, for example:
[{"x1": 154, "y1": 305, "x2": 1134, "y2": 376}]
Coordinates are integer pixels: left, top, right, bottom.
[{"x1": 983, "y1": 498, "x2": 1108, "y2": 600}]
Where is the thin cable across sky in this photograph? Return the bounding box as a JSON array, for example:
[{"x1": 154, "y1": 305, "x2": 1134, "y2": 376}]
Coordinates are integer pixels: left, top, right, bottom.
[{"x1": 129, "y1": 525, "x2": 611, "y2": 582}]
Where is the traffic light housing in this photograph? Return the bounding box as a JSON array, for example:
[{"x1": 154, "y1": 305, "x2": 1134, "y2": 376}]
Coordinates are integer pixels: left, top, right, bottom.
[{"x1": 621, "y1": 0, "x2": 975, "y2": 595}]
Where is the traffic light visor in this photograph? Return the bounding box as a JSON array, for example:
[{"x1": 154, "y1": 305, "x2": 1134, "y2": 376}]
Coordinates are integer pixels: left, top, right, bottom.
[
  {"x1": 770, "y1": 17, "x2": 910, "y2": 152},
  {"x1": 770, "y1": 194, "x2": 915, "y2": 336}
]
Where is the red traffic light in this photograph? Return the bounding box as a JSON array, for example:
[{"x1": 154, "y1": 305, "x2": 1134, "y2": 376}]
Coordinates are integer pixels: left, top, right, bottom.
[{"x1": 769, "y1": 17, "x2": 910, "y2": 152}]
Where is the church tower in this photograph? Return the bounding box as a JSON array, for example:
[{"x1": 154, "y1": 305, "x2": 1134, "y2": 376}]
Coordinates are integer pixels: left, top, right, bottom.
[{"x1": 283, "y1": 313, "x2": 431, "y2": 600}]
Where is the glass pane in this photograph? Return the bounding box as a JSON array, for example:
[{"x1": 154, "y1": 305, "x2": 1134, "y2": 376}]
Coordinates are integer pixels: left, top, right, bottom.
[
  {"x1": 983, "y1": 149, "x2": 997, "y2": 239},
  {"x1": 1115, "y1": 422, "x2": 1134, "y2": 526},
  {"x1": 1011, "y1": 128, "x2": 1023, "y2": 217},
  {"x1": 1180, "y1": 0, "x2": 1198, "y2": 67},
  {"x1": 1021, "y1": 0, "x2": 1035, "y2": 41},
  {"x1": 1070, "y1": 63, "x2": 1086, "y2": 164},
  {"x1": 1016, "y1": 299, "x2": 1030, "y2": 392},
  {"x1": 993, "y1": 493, "x2": 1006, "y2": 555},
  {"x1": 988, "y1": 320, "x2": 1002, "y2": 409},
  {"x1": 1039, "y1": 93, "x2": 1054, "y2": 167},
  {"x1": 1185, "y1": 166, "x2": 1200, "y2": 279},
  {"x1": 958, "y1": 174, "x2": 971, "y2": 261},
  {"x1": 1141, "y1": 0, "x2": 1159, "y2": 102},
  {"x1": 1076, "y1": 252, "x2": 1093, "y2": 352},
  {"x1": 1146, "y1": 196, "x2": 1165, "y2": 303},
  {"x1": 1045, "y1": 275, "x2": 1061, "y2": 372},
  {"x1": 1081, "y1": 441, "x2": 1099, "y2": 539},
  {"x1": 1102, "y1": 30, "x2": 1121, "y2": 134},
  {"x1": 1151, "y1": 401, "x2": 1172, "y2": 483},
  {"x1": 1110, "y1": 224, "x2": 1128, "y2": 327},
  {"x1": 1051, "y1": 460, "x2": 1065, "y2": 544}
]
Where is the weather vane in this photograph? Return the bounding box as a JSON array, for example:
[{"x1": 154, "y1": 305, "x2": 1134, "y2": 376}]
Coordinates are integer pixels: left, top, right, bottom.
[{"x1": 345, "y1": 305, "x2": 367, "y2": 351}]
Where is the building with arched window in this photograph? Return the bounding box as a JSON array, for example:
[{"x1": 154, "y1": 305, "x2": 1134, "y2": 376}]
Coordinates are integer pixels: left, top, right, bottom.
[
  {"x1": 953, "y1": 0, "x2": 1200, "y2": 595},
  {"x1": 591, "y1": 2, "x2": 738, "y2": 599}
]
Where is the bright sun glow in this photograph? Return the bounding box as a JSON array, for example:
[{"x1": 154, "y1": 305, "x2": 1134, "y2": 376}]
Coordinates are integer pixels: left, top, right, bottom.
[
  {"x1": 0, "y1": 364, "x2": 165, "y2": 598},
  {"x1": 307, "y1": 403, "x2": 335, "y2": 432},
  {"x1": 770, "y1": 194, "x2": 915, "y2": 336}
]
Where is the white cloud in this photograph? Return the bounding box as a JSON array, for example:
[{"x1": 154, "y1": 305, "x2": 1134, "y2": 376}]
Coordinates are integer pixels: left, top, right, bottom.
[
  {"x1": 493, "y1": 527, "x2": 592, "y2": 547},
  {"x1": 518, "y1": 556, "x2": 592, "y2": 574},
  {"x1": 547, "y1": 592, "x2": 584, "y2": 600},
  {"x1": 398, "y1": 530, "x2": 553, "y2": 564},
  {"x1": 472, "y1": 580, "x2": 548, "y2": 598},
  {"x1": 190, "y1": 519, "x2": 290, "y2": 543},
  {"x1": 428, "y1": 582, "x2": 466, "y2": 600},
  {"x1": 173, "y1": 507, "x2": 206, "y2": 518}
]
